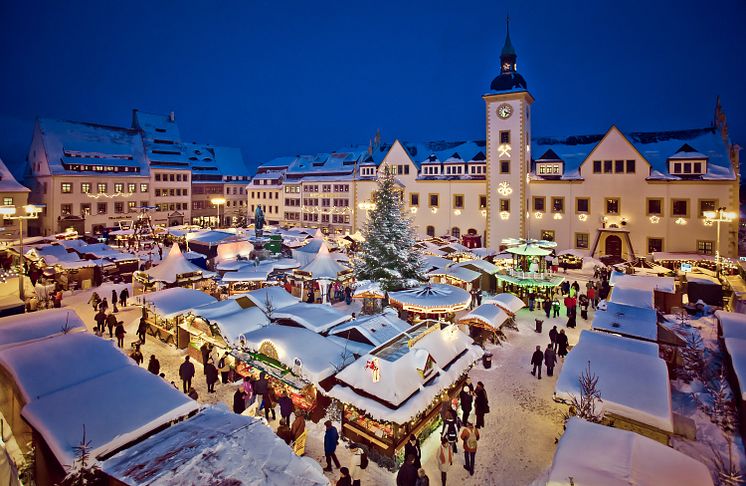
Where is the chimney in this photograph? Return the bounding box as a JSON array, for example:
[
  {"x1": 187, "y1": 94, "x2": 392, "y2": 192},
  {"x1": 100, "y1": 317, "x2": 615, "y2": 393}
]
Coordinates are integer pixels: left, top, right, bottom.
[{"x1": 169, "y1": 111, "x2": 175, "y2": 122}]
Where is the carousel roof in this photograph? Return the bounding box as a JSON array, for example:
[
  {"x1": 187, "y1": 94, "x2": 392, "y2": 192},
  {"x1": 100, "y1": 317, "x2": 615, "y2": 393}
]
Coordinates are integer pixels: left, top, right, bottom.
[
  {"x1": 388, "y1": 284, "x2": 471, "y2": 313},
  {"x1": 457, "y1": 304, "x2": 510, "y2": 329},
  {"x1": 505, "y1": 245, "x2": 552, "y2": 256},
  {"x1": 483, "y1": 293, "x2": 526, "y2": 315},
  {"x1": 297, "y1": 242, "x2": 348, "y2": 280},
  {"x1": 272, "y1": 302, "x2": 352, "y2": 333},
  {"x1": 144, "y1": 244, "x2": 209, "y2": 283},
  {"x1": 136, "y1": 287, "x2": 217, "y2": 318}
]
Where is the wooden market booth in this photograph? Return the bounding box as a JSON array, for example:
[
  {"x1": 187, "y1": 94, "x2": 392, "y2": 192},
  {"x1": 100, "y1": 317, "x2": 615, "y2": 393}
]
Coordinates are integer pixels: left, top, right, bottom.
[
  {"x1": 457, "y1": 303, "x2": 511, "y2": 344},
  {"x1": 135, "y1": 287, "x2": 217, "y2": 346}
]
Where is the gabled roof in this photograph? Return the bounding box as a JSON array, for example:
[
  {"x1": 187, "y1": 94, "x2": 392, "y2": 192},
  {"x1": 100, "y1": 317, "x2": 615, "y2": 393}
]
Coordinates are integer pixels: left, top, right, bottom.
[
  {"x1": 0, "y1": 158, "x2": 30, "y2": 192},
  {"x1": 536, "y1": 148, "x2": 562, "y2": 161}
]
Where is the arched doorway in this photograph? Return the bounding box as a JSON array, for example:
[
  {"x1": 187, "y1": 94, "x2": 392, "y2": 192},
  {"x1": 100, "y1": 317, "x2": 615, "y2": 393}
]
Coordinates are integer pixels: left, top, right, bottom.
[{"x1": 605, "y1": 235, "x2": 622, "y2": 258}]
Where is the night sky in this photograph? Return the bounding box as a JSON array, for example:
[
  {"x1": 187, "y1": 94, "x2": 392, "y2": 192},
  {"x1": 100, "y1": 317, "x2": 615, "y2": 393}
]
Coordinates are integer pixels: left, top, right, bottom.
[{"x1": 1, "y1": 0, "x2": 744, "y2": 174}]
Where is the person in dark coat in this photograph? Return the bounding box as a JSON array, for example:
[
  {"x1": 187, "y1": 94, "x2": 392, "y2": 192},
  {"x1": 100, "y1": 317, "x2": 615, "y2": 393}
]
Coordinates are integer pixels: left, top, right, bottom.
[
  {"x1": 566, "y1": 306, "x2": 577, "y2": 328},
  {"x1": 544, "y1": 344, "x2": 557, "y2": 377},
  {"x1": 136, "y1": 317, "x2": 148, "y2": 344},
  {"x1": 396, "y1": 454, "x2": 419, "y2": 486},
  {"x1": 263, "y1": 386, "x2": 276, "y2": 421},
  {"x1": 549, "y1": 325, "x2": 559, "y2": 352},
  {"x1": 579, "y1": 294, "x2": 589, "y2": 320},
  {"x1": 94, "y1": 310, "x2": 106, "y2": 333},
  {"x1": 187, "y1": 387, "x2": 198, "y2": 400},
  {"x1": 557, "y1": 329, "x2": 569, "y2": 358},
  {"x1": 205, "y1": 359, "x2": 219, "y2": 393},
  {"x1": 88, "y1": 292, "x2": 101, "y2": 311},
  {"x1": 111, "y1": 289, "x2": 118, "y2": 313},
  {"x1": 278, "y1": 391, "x2": 294, "y2": 423},
  {"x1": 531, "y1": 345, "x2": 544, "y2": 379},
  {"x1": 253, "y1": 371, "x2": 269, "y2": 410},
  {"x1": 130, "y1": 345, "x2": 143, "y2": 365},
  {"x1": 459, "y1": 380, "x2": 474, "y2": 425},
  {"x1": 336, "y1": 467, "x2": 352, "y2": 486},
  {"x1": 147, "y1": 355, "x2": 160, "y2": 375},
  {"x1": 306, "y1": 289, "x2": 315, "y2": 304},
  {"x1": 200, "y1": 343, "x2": 211, "y2": 374},
  {"x1": 99, "y1": 297, "x2": 108, "y2": 313},
  {"x1": 404, "y1": 434, "x2": 422, "y2": 469},
  {"x1": 543, "y1": 298, "x2": 551, "y2": 318},
  {"x1": 415, "y1": 468, "x2": 430, "y2": 486},
  {"x1": 441, "y1": 409, "x2": 460, "y2": 453},
  {"x1": 233, "y1": 387, "x2": 246, "y2": 414},
  {"x1": 115, "y1": 321, "x2": 126, "y2": 348},
  {"x1": 179, "y1": 356, "x2": 195, "y2": 393},
  {"x1": 474, "y1": 381, "x2": 489, "y2": 429},
  {"x1": 323, "y1": 420, "x2": 341, "y2": 472},
  {"x1": 106, "y1": 312, "x2": 117, "y2": 338},
  {"x1": 276, "y1": 418, "x2": 294, "y2": 445},
  {"x1": 119, "y1": 287, "x2": 129, "y2": 307}
]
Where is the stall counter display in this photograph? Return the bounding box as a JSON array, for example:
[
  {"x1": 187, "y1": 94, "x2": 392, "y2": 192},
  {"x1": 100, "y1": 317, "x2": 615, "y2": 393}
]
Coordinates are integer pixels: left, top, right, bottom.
[
  {"x1": 343, "y1": 406, "x2": 394, "y2": 444},
  {"x1": 233, "y1": 356, "x2": 317, "y2": 412}
]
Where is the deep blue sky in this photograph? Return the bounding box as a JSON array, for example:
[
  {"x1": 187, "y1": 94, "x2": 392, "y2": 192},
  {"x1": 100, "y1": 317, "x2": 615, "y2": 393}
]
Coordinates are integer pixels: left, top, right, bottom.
[{"x1": 1, "y1": 0, "x2": 744, "y2": 174}]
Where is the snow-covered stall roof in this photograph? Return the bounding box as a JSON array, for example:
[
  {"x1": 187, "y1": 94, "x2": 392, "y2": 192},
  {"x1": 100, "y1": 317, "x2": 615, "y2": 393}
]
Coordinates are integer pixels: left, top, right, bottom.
[
  {"x1": 0, "y1": 308, "x2": 85, "y2": 350},
  {"x1": 716, "y1": 310, "x2": 746, "y2": 340},
  {"x1": 143, "y1": 244, "x2": 209, "y2": 283},
  {"x1": 291, "y1": 238, "x2": 325, "y2": 266},
  {"x1": 243, "y1": 286, "x2": 299, "y2": 313},
  {"x1": 189, "y1": 301, "x2": 270, "y2": 344},
  {"x1": 239, "y1": 325, "x2": 350, "y2": 384},
  {"x1": 22, "y1": 365, "x2": 197, "y2": 468},
  {"x1": 547, "y1": 418, "x2": 713, "y2": 486},
  {"x1": 427, "y1": 266, "x2": 480, "y2": 283},
  {"x1": 0, "y1": 158, "x2": 30, "y2": 192},
  {"x1": 555, "y1": 330, "x2": 673, "y2": 433},
  {"x1": 608, "y1": 285, "x2": 655, "y2": 309},
  {"x1": 591, "y1": 302, "x2": 659, "y2": 342},
  {"x1": 221, "y1": 269, "x2": 271, "y2": 282},
  {"x1": 101, "y1": 406, "x2": 327, "y2": 486},
  {"x1": 136, "y1": 287, "x2": 217, "y2": 318},
  {"x1": 352, "y1": 280, "x2": 385, "y2": 299},
  {"x1": 296, "y1": 241, "x2": 348, "y2": 279},
  {"x1": 272, "y1": 302, "x2": 352, "y2": 333},
  {"x1": 723, "y1": 337, "x2": 746, "y2": 401},
  {"x1": 186, "y1": 230, "x2": 236, "y2": 247},
  {"x1": 216, "y1": 239, "x2": 254, "y2": 262},
  {"x1": 328, "y1": 311, "x2": 410, "y2": 354},
  {"x1": 421, "y1": 255, "x2": 453, "y2": 271},
  {"x1": 457, "y1": 304, "x2": 510, "y2": 330},
  {"x1": 609, "y1": 274, "x2": 676, "y2": 293},
  {"x1": 215, "y1": 259, "x2": 252, "y2": 271},
  {"x1": 452, "y1": 258, "x2": 499, "y2": 275},
  {"x1": 483, "y1": 293, "x2": 526, "y2": 315},
  {"x1": 330, "y1": 323, "x2": 483, "y2": 423},
  {"x1": 388, "y1": 284, "x2": 471, "y2": 313}
]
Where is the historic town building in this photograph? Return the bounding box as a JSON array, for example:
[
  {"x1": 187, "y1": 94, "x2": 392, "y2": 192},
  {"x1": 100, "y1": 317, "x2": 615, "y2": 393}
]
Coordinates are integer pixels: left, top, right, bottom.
[{"x1": 249, "y1": 23, "x2": 740, "y2": 258}]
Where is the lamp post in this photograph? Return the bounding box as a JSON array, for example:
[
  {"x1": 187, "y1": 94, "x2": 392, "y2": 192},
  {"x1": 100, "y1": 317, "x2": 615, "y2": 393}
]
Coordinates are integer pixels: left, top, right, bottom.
[
  {"x1": 0, "y1": 205, "x2": 41, "y2": 301},
  {"x1": 703, "y1": 207, "x2": 736, "y2": 278},
  {"x1": 210, "y1": 197, "x2": 226, "y2": 229}
]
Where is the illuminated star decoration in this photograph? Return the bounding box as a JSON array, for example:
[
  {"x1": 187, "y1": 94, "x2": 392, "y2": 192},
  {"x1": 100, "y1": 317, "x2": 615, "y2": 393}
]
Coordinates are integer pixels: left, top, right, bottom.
[{"x1": 649, "y1": 215, "x2": 660, "y2": 224}]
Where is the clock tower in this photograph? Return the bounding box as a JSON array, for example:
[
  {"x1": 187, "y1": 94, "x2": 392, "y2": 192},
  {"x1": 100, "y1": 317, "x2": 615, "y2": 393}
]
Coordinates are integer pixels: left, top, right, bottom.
[{"x1": 483, "y1": 17, "x2": 534, "y2": 248}]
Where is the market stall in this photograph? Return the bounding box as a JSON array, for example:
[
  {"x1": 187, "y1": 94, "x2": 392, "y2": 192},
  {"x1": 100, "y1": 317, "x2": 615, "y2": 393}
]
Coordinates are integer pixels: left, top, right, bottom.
[
  {"x1": 272, "y1": 302, "x2": 352, "y2": 334},
  {"x1": 133, "y1": 244, "x2": 215, "y2": 294},
  {"x1": 327, "y1": 310, "x2": 410, "y2": 356},
  {"x1": 388, "y1": 284, "x2": 471, "y2": 323},
  {"x1": 457, "y1": 303, "x2": 510, "y2": 343},
  {"x1": 292, "y1": 242, "x2": 352, "y2": 304},
  {"x1": 352, "y1": 280, "x2": 385, "y2": 315},
  {"x1": 327, "y1": 320, "x2": 483, "y2": 459},
  {"x1": 135, "y1": 287, "x2": 217, "y2": 345},
  {"x1": 482, "y1": 292, "x2": 525, "y2": 316}
]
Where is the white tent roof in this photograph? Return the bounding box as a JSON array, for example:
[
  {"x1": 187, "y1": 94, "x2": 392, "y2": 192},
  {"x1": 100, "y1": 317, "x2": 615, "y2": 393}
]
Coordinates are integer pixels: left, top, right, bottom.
[
  {"x1": 716, "y1": 310, "x2": 746, "y2": 340},
  {"x1": 137, "y1": 287, "x2": 217, "y2": 318},
  {"x1": 192, "y1": 305, "x2": 270, "y2": 344},
  {"x1": 591, "y1": 302, "x2": 659, "y2": 342},
  {"x1": 457, "y1": 304, "x2": 510, "y2": 329},
  {"x1": 609, "y1": 274, "x2": 676, "y2": 293},
  {"x1": 102, "y1": 407, "x2": 328, "y2": 486},
  {"x1": 239, "y1": 325, "x2": 349, "y2": 384},
  {"x1": 483, "y1": 293, "x2": 526, "y2": 315},
  {"x1": 291, "y1": 238, "x2": 324, "y2": 266},
  {"x1": 272, "y1": 302, "x2": 352, "y2": 333},
  {"x1": 297, "y1": 242, "x2": 347, "y2": 279},
  {"x1": 144, "y1": 244, "x2": 208, "y2": 283},
  {"x1": 555, "y1": 330, "x2": 673, "y2": 433},
  {"x1": 0, "y1": 308, "x2": 86, "y2": 350},
  {"x1": 547, "y1": 418, "x2": 713, "y2": 486}
]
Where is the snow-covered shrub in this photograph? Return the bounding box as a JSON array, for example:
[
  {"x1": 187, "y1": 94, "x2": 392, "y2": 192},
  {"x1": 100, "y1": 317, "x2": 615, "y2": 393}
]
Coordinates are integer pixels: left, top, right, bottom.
[{"x1": 565, "y1": 361, "x2": 603, "y2": 423}]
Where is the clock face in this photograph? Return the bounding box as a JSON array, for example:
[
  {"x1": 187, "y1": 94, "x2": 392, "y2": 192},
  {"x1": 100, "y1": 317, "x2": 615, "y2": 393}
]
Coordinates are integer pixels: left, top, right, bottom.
[{"x1": 497, "y1": 103, "x2": 513, "y2": 119}]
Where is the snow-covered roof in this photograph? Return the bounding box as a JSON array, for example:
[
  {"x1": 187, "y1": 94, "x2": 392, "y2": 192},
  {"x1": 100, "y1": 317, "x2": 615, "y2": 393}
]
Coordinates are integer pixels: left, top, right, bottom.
[
  {"x1": 686, "y1": 272, "x2": 721, "y2": 285},
  {"x1": 483, "y1": 293, "x2": 526, "y2": 315},
  {"x1": 216, "y1": 240, "x2": 254, "y2": 262},
  {"x1": 609, "y1": 274, "x2": 675, "y2": 293},
  {"x1": 457, "y1": 304, "x2": 510, "y2": 330},
  {"x1": 723, "y1": 337, "x2": 746, "y2": 401},
  {"x1": 652, "y1": 251, "x2": 719, "y2": 262},
  {"x1": 221, "y1": 269, "x2": 271, "y2": 282},
  {"x1": 608, "y1": 285, "x2": 654, "y2": 309},
  {"x1": 187, "y1": 230, "x2": 237, "y2": 246},
  {"x1": 329, "y1": 311, "x2": 410, "y2": 348},
  {"x1": 102, "y1": 406, "x2": 327, "y2": 486},
  {"x1": 591, "y1": 302, "x2": 658, "y2": 342},
  {"x1": 243, "y1": 286, "x2": 299, "y2": 313},
  {"x1": 191, "y1": 304, "x2": 270, "y2": 345},
  {"x1": 291, "y1": 238, "x2": 325, "y2": 266},
  {"x1": 0, "y1": 157, "x2": 30, "y2": 192},
  {"x1": 352, "y1": 280, "x2": 385, "y2": 299},
  {"x1": 143, "y1": 244, "x2": 208, "y2": 283},
  {"x1": 0, "y1": 308, "x2": 85, "y2": 350},
  {"x1": 452, "y1": 258, "x2": 499, "y2": 275},
  {"x1": 272, "y1": 302, "x2": 352, "y2": 333},
  {"x1": 421, "y1": 255, "x2": 452, "y2": 271},
  {"x1": 555, "y1": 330, "x2": 673, "y2": 433},
  {"x1": 716, "y1": 311, "x2": 746, "y2": 340},
  {"x1": 136, "y1": 287, "x2": 217, "y2": 318},
  {"x1": 216, "y1": 259, "x2": 252, "y2": 271},
  {"x1": 388, "y1": 284, "x2": 471, "y2": 313},
  {"x1": 330, "y1": 323, "x2": 482, "y2": 423},
  {"x1": 297, "y1": 241, "x2": 349, "y2": 279},
  {"x1": 239, "y1": 325, "x2": 349, "y2": 384},
  {"x1": 427, "y1": 266, "x2": 480, "y2": 283},
  {"x1": 547, "y1": 418, "x2": 713, "y2": 486}
]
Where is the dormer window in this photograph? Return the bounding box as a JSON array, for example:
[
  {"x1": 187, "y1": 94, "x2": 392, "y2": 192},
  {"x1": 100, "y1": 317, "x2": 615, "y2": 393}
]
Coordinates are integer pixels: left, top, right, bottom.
[
  {"x1": 668, "y1": 144, "x2": 708, "y2": 176},
  {"x1": 537, "y1": 163, "x2": 562, "y2": 175}
]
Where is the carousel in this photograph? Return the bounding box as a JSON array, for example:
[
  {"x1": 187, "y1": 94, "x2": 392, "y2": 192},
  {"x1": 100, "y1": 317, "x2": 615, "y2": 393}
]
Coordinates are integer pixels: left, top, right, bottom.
[
  {"x1": 496, "y1": 238, "x2": 564, "y2": 299},
  {"x1": 388, "y1": 283, "x2": 471, "y2": 323}
]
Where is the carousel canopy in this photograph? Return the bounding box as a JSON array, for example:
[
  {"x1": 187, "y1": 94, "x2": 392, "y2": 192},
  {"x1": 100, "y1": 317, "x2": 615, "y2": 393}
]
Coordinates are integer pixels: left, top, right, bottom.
[
  {"x1": 0, "y1": 308, "x2": 86, "y2": 350},
  {"x1": 137, "y1": 287, "x2": 217, "y2": 319},
  {"x1": 388, "y1": 284, "x2": 471, "y2": 313},
  {"x1": 457, "y1": 304, "x2": 510, "y2": 330},
  {"x1": 591, "y1": 302, "x2": 658, "y2": 342},
  {"x1": 482, "y1": 293, "x2": 525, "y2": 315},
  {"x1": 427, "y1": 266, "x2": 480, "y2": 283},
  {"x1": 144, "y1": 244, "x2": 210, "y2": 284},
  {"x1": 272, "y1": 302, "x2": 352, "y2": 333},
  {"x1": 239, "y1": 325, "x2": 351, "y2": 385},
  {"x1": 547, "y1": 418, "x2": 713, "y2": 486},
  {"x1": 244, "y1": 287, "x2": 299, "y2": 314},
  {"x1": 505, "y1": 245, "x2": 552, "y2": 256},
  {"x1": 296, "y1": 242, "x2": 348, "y2": 280}
]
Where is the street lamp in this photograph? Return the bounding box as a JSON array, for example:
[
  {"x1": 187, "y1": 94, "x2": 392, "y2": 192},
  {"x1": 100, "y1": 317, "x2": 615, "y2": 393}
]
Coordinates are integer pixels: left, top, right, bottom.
[
  {"x1": 703, "y1": 207, "x2": 737, "y2": 278},
  {"x1": 210, "y1": 197, "x2": 226, "y2": 228},
  {"x1": 0, "y1": 204, "x2": 42, "y2": 301}
]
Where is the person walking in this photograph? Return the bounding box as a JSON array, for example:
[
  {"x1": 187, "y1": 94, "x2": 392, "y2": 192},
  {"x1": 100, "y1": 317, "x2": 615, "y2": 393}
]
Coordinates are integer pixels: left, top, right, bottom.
[
  {"x1": 415, "y1": 468, "x2": 430, "y2": 486},
  {"x1": 94, "y1": 309, "x2": 106, "y2": 333},
  {"x1": 545, "y1": 343, "x2": 557, "y2": 377},
  {"x1": 460, "y1": 422, "x2": 479, "y2": 476},
  {"x1": 147, "y1": 354, "x2": 160, "y2": 375},
  {"x1": 579, "y1": 294, "x2": 589, "y2": 320},
  {"x1": 557, "y1": 329, "x2": 569, "y2": 359},
  {"x1": 543, "y1": 298, "x2": 551, "y2": 318},
  {"x1": 179, "y1": 356, "x2": 195, "y2": 393},
  {"x1": 549, "y1": 325, "x2": 559, "y2": 351},
  {"x1": 567, "y1": 305, "x2": 577, "y2": 328},
  {"x1": 218, "y1": 353, "x2": 231, "y2": 383},
  {"x1": 233, "y1": 387, "x2": 246, "y2": 414},
  {"x1": 336, "y1": 467, "x2": 352, "y2": 486},
  {"x1": 404, "y1": 434, "x2": 422, "y2": 469},
  {"x1": 531, "y1": 345, "x2": 544, "y2": 379},
  {"x1": 474, "y1": 381, "x2": 489, "y2": 429},
  {"x1": 136, "y1": 316, "x2": 148, "y2": 344},
  {"x1": 115, "y1": 320, "x2": 126, "y2": 348},
  {"x1": 130, "y1": 345, "x2": 143, "y2": 365},
  {"x1": 278, "y1": 391, "x2": 294, "y2": 424},
  {"x1": 323, "y1": 420, "x2": 341, "y2": 472},
  {"x1": 99, "y1": 297, "x2": 108, "y2": 313},
  {"x1": 436, "y1": 436, "x2": 453, "y2": 486},
  {"x1": 119, "y1": 287, "x2": 129, "y2": 307},
  {"x1": 588, "y1": 285, "x2": 596, "y2": 309},
  {"x1": 441, "y1": 409, "x2": 460, "y2": 453},
  {"x1": 348, "y1": 446, "x2": 365, "y2": 486},
  {"x1": 263, "y1": 385, "x2": 277, "y2": 421},
  {"x1": 551, "y1": 297, "x2": 560, "y2": 318},
  {"x1": 459, "y1": 380, "x2": 474, "y2": 425},
  {"x1": 205, "y1": 358, "x2": 218, "y2": 393},
  {"x1": 396, "y1": 455, "x2": 418, "y2": 486},
  {"x1": 106, "y1": 312, "x2": 117, "y2": 338},
  {"x1": 111, "y1": 289, "x2": 118, "y2": 313},
  {"x1": 291, "y1": 413, "x2": 306, "y2": 442},
  {"x1": 88, "y1": 291, "x2": 101, "y2": 311}
]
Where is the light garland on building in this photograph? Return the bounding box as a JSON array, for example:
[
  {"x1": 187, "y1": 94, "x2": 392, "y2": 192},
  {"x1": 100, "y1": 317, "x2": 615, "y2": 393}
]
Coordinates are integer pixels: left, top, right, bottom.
[
  {"x1": 410, "y1": 207, "x2": 418, "y2": 214},
  {"x1": 649, "y1": 215, "x2": 660, "y2": 224},
  {"x1": 0, "y1": 268, "x2": 18, "y2": 284},
  {"x1": 301, "y1": 206, "x2": 351, "y2": 215},
  {"x1": 578, "y1": 214, "x2": 588, "y2": 222},
  {"x1": 703, "y1": 219, "x2": 713, "y2": 226},
  {"x1": 86, "y1": 191, "x2": 134, "y2": 199},
  {"x1": 499, "y1": 211, "x2": 510, "y2": 220},
  {"x1": 480, "y1": 209, "x2": 487, "y2": 217},
  {"x1": 675, "y1": 217, "x2": 687, "y2": 225},
  {"x1": 498, "y1": 143, "x2": 511, "y2": 158},
  {"x1": 357, "y1": 201, "x2": 376, "y2": 211},
  {"x1": 553, "y1": 213, "x2": 563, "y2": 220},
  {"x1": 453, "y1": 209, "x2": 461, "y2": 216},
  {"x1": 431, "y1": 207, "x2": 438, "y2": 214},
  {"x1": 534, "y1": 211, "x2": 543, "y2": 219},
  {"x1": 497, "y1": 181, "x2": 513, "y2": 196}
]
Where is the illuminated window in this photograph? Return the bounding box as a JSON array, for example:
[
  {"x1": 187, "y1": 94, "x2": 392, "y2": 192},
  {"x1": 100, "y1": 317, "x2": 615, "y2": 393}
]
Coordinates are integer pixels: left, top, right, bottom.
[
  {"x1": 697, "y1": 240, "x2": 714, "y2": 255},
  {"x1": 61, "y1": 183, "x2": 72, "y2": 193},
  {"x1": 81, "y1": 183, "x2": 91, "y2": 193}
]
